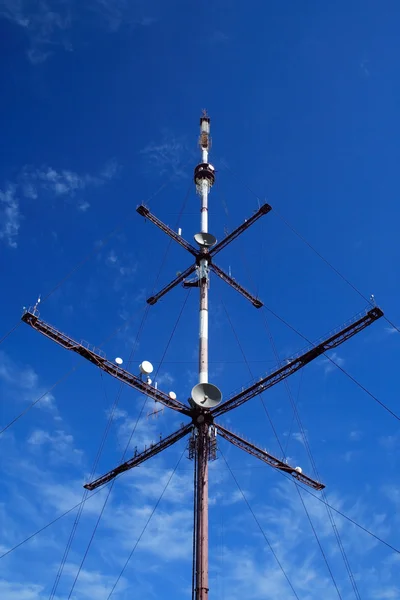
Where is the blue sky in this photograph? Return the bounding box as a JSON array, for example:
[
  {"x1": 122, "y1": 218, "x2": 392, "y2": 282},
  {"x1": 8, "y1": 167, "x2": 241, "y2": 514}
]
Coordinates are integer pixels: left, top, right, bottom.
[{"x1": 1, "y1": 1, "x2": 400, "y2": 598}]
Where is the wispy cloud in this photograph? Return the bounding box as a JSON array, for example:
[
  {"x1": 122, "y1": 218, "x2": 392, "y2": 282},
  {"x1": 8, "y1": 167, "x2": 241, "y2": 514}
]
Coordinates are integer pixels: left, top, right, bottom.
[
  {"x1": 0, "y1": 186, "x2": 20, "y2": 248},
  {"x1": 22, "y1": 159, "x2": 119, "y2": 202},
  {"x1": 0, "y1": 350, "x2": 59, "y2": 417},
  {"x1": 321, "y1": 351, "x2": 344, "y2": 374},
  {"x1": 28, "y1": 428, "x2": 83, "y2": 464},
  {"x1": 0, "y1": 0, "x2": 155, "y2": 63},
  {"x1": 140, "y1": 133, "x2": 190, "y2": 179},
  {"x1": 0, "y1": 160, "x2": 118, "y2": 247},
  {"x1": 384, "y1": 325, "x2": 398, "y2": 335}
]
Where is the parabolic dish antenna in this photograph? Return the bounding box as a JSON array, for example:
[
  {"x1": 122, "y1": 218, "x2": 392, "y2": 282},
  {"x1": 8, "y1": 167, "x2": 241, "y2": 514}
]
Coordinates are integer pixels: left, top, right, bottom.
[
  {"x1": 139, "y1": 361, "x2": 154, "y2": 375},
  {"x1": 191, "y1": 382, "x2": 222, "y2": 409},
  {"x1": 194, "y1": 232, "x2": 217, "y2": 248},
  {"x1": 115, "y1": 357, "x2": 123, "y2": 365},
  {"x1": 169, "y1": 391, "x2": 177, "y2": 400}
]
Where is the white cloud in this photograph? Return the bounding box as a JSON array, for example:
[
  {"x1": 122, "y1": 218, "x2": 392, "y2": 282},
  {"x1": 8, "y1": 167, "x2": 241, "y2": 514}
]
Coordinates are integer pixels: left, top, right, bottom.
[
  {"x1": 291, "y1": 431, "x2": 307, "y2": 446},
  {"x1": 0, "y1": 1, "x2": 155, "y2": 63},
  {"x1": 28, "y1": 429, "x2": 83, "y2": 464},
  {"x1": 78, "y1": 200, "x2": 90, "y2": 212},
  {"x1": 321, "y1": 351, "x2": 345, "y2": 374},
  {"x1": 26, "y1": 47, "x2": 51, "y2": 64},
  {"x1": 380, "y1": 433, "x2": 399, "y2": 451},
  {"x1": 0, "y1": 160, "x2": 118, "y2": 246},
  {"x1": 104, "y1": 248, "x2": 138, "y2": 291},
  {"x1": 0, "y1": 351, "x2": 38, "y2": 389},
  {"x1": 384, "y1": 326, "x2": 398, "y2": 335},
  {"x1": 25, "y1": 164, "x2": 111, "y2": 197},
  {"x1": 140, "y1": 134, "x2": 189, "y2": 179},
  {"x1": 62, "y1": 562, "x2": 128, "y2": 598},
  {"x1": 0, "y1": 186, "x2": 20, "y2": 248},
  {"x1": 0, "y1": 580, "x2": 46, "y2": 600},
  {"x1": 349, "y1": 430, "x2": 362, "y2": 441},
  {"x1": 0, "y1": 350, "x2": 59, "y2": 417}
]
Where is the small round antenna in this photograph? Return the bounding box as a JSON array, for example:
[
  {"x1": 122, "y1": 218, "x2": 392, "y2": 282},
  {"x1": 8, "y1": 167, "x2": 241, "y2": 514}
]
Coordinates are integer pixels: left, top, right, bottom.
[
  {"x1": 115, "y1": 357, "x2": 123, "y2": 365},
  {"x1": 294, "y1": 466, "x2": 303, "y2": 474},
  {"x1": 191, "y1": 383, "x2": 222, "y2": 409},
  {"x1": 169, "y1": 391, "x2": 177, "y2": 400},
  {"x1": 194, "y1": 232, "x2": 217, "y2": 248},
  {"x1": 139, "y1": 361, "x2": 154, "y2": 375}
]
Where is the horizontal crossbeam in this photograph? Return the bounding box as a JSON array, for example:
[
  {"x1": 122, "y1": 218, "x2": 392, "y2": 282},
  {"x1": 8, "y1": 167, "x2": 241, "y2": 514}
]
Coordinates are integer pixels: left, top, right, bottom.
[
  {"x1": 147, "y1": 264, "x2": 197, "y2": 305},
  {"x1": 84, "y1": 424, "x2": 192, "y2": 490},
  {"x1": 217, "y1": 423, "x2": 324, "y2": 490},
  {"x1": 137, "y1": 205, "x2": 198, "y2": 256},
  {"x1": 209, "y1": 203, "x2": 272, "y2": 258},
  {"x1": 213, "y1": 307, "x2": 384, "y2": 417},
  {"x1": 211, "y1": 263, "x2": 263, "y2": 308},
  {"x1": 21, "y1": 311, "x2": 190, "y2": 414}
]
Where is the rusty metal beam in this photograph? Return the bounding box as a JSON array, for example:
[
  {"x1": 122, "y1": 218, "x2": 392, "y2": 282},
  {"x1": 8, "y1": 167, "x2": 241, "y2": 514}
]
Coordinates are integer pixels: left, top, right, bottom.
[
  {"x1": 137, "y1": 205, "x2": 198, "y2": 256},
  {"x1": 21, "y1": 311, "x2": 190, "y2": 414},
  {"x1": 209, "y1": 203, "x2": 272, "y2": 258},
  {"x1": 211, "y1": 263, "x2": 263, "y2": 308},
  {"x1": 217, "y1": 423, "x2": 324, "y2": 490},
  {"x1": 147, "y1": 264, "x2": 197, "y2": 305},
  {"x1": 213, "y1": 307, "x2": 384, "y2": 417},
  {"x1": 84, "y1": 424, "x2": 192, "y2": 490}
]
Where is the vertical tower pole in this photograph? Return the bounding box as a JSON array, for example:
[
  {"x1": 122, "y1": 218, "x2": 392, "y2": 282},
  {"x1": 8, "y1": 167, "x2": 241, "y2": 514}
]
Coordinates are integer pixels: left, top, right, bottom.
[{"x1": 194, "y1": 112, "x2": 213, "y2": 600}]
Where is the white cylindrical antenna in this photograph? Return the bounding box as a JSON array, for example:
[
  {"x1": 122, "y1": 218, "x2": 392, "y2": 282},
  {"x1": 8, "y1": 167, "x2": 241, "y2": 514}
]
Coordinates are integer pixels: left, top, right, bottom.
[
  {"x1": 178, "y1": 227, "x2": 182, "y2": 236},
  {"x1": 139, "y1": 361, "x2": 153, "y2": 375}
]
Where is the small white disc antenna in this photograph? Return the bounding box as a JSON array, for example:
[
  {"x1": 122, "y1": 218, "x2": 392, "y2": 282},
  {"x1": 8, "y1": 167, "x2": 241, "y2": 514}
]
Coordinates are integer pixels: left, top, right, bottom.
[
  {"x1": 294, "y1": 466, "x2": 303, "y2": 474},
  {"x1": 194, "y1": 232, "x2": 217, "y2": 248},
  {"x1": 115, "y1": 357, "x2": 123, "y2": 365},
  {"x1": 169, "y1": 391, "x2": 177, "y2": 400},
  {"x1": 191, "y1": 383, "x2": 222, "y2": 409},
  {"x1": 139, "y1": 361, "x2": 154, "y2": 375}
]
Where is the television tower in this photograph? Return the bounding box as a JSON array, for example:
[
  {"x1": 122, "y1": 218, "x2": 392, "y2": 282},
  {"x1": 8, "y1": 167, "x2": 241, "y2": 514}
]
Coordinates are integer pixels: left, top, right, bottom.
[{"x1": 21, "y1": 113, "x2": 383, "y2": 598}]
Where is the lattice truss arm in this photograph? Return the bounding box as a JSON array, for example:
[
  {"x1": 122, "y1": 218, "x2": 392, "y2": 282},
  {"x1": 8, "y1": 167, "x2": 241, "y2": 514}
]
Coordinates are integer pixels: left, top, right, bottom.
[
  {"x1": 213, "y1": 307, "x2": 384, "y2": 417},
  {"x1": 84, "y1": 424, "x2": 193, "y2": 490},
  {"x1": 209, "y1": 202, "x2": 271, "y2": 257},
  {"x1": 137, "y1": 203, "x2": 271, "y2": 307},
  {"x1": 217, "y1": 423, "x2": 324, "y2": 490},
  {"x1": 21, "y1": 311, "x2": 190, "y2": 414}
]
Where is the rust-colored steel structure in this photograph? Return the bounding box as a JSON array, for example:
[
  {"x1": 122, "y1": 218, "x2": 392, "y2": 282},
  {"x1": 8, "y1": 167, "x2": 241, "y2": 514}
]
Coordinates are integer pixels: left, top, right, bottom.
[{"x1": 21, "y1": 113, "x2": 384, "y2": 599}]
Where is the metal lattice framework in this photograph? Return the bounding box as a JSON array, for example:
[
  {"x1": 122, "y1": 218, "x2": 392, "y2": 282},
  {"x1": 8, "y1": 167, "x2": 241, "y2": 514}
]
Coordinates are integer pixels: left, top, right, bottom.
[{"x1": 21, "y1": 113, "x2": 384, "y2": 600}]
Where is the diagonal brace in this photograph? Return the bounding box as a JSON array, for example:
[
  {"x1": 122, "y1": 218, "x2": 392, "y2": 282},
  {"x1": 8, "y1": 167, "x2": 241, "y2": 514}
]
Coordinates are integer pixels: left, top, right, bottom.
[
  {"x1": 209, "y1": 203, "x2": 272, "y2": 258},
  {"x1": 137, "y1": 205, "x2": 198, "y2": 256},
  {"x1": 213, "y1": 306, "x2": 383, "y2": 417},
  {"x1": 84, "y1": 424, "x2": 193, "y2": 490},
  {"x1": 211, "y1": 263, "x2": 263, "y2": 308},
  {"x1": 217, "y1": 423, "x2": 324, "y2": 490},
  {"x1": 21, "y1": 311, "x2": 190, "y2": 414},
  {"x1": 147, "y1": 264, "x2": 197, "y2": 305}
]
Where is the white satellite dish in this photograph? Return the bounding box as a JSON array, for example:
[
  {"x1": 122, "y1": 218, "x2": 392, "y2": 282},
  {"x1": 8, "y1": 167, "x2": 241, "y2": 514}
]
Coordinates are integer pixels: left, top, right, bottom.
[
  {"x1": 191, "y1": 382, "x2": 222, "y2": 409},
  {"x1": 139, "y1": 361, "x2": 153, "y2": 375},
  {"x1": 115, "y1": 357, "x2": 123, "y2": 365},
  {"x1": 194, "y1": 232, "x2": 217, "y2": 248},
  {"x1": 294, "y1": 466, "x2": 303, "y2": 474},
  {"x1": 169, "y1": 391, "x2": 177, "y2": 400}
]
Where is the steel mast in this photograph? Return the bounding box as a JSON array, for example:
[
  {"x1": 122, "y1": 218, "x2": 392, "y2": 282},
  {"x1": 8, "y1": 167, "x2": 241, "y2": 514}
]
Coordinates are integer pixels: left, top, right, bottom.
[
  {"x1": 20, "y1": 111, "x2": 385, "y2": 599},
  {"x1": 193, "y1": 111, "x2": 214, "y2": 600}
]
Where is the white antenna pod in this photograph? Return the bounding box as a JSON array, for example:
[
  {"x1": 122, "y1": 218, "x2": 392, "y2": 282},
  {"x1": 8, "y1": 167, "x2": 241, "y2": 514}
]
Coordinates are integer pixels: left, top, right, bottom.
[
  {"x1": 115, "y1": 357, "x2": 123, "y2": 365},
  {"x1": 139, "y1": 361, "x2": 154, "y2": 375}
]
